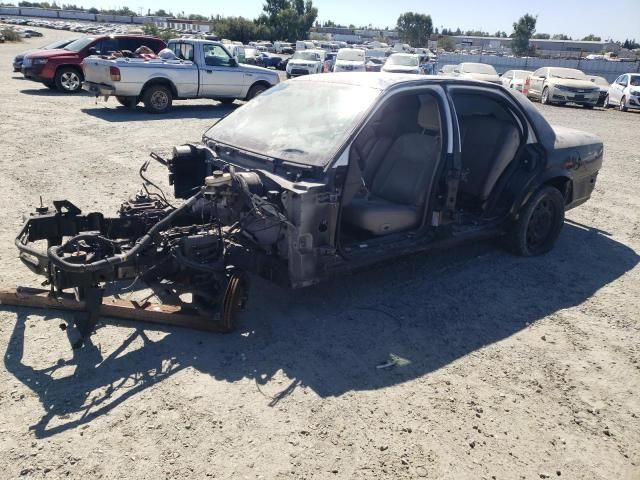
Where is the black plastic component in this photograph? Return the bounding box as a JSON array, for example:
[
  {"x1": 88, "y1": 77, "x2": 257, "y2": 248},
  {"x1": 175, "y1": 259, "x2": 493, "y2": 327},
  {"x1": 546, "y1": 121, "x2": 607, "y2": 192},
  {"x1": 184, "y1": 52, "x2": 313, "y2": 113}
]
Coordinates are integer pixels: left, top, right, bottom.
[{"x1": 168, "y1": 144, "x2": 210, "y2": 199}]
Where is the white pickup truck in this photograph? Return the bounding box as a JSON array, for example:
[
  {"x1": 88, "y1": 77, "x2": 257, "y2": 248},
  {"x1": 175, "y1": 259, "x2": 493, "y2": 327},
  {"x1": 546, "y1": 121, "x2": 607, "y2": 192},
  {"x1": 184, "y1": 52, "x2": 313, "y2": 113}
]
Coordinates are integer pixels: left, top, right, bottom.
[{"x1": 82, "y1": 39, "x2": 280, "y2": 113}]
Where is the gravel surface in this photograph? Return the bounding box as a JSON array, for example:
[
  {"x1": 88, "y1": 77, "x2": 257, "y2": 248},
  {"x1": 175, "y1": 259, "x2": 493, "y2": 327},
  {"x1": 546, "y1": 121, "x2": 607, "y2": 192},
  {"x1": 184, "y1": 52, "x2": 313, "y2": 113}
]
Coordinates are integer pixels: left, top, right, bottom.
[{"x1": 0, "y1": 30, "x2": 639, "y2": 480}]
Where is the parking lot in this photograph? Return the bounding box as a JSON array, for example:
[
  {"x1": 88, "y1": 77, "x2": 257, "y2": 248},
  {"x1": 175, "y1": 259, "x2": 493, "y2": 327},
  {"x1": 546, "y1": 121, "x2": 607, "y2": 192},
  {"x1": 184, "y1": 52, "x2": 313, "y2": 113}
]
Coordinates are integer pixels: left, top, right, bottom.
[{"x1": 0, "y1": 29, "x2": 639, "y2": 479}]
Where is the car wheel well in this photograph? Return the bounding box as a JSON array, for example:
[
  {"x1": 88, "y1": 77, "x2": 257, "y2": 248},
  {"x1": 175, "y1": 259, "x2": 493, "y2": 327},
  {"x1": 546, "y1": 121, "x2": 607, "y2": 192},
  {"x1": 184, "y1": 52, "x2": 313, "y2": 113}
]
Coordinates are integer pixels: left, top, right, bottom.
[
  {"x1": 55, "y1": 64, "x2": 83, "y2": 79},
  {"x1": 141, "y1": 78, "x2": 178, "y2": 98},
  {"x1": 246, "y1": 80, "x2": 271, "y2": 98},
  {"x1": 543, "y1": 177, "x2": 571, "y2": 204}
]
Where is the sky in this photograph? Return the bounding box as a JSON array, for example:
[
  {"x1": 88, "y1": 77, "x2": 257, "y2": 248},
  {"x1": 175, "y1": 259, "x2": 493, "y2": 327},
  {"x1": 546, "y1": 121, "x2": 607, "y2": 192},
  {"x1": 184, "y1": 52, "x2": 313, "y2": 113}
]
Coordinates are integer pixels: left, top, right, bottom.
[{"x1": 77, "y1": 0, "x2": 638, "y2": 41}]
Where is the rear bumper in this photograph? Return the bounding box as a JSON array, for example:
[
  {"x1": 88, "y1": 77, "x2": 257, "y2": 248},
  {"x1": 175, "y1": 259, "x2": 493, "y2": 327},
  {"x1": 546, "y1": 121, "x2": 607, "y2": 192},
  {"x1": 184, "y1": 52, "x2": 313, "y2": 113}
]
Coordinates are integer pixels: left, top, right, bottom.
[{"x1": 83, "y1": 81, "x2": 116, "y2": 97}]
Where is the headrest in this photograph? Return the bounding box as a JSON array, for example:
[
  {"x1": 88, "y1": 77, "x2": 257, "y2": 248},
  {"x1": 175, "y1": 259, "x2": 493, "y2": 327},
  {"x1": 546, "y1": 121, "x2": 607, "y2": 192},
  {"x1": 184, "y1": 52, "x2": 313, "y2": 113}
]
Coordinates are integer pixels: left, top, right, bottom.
[{"x1": 418, "y1": 95, "x2": 441, "y2": 132}]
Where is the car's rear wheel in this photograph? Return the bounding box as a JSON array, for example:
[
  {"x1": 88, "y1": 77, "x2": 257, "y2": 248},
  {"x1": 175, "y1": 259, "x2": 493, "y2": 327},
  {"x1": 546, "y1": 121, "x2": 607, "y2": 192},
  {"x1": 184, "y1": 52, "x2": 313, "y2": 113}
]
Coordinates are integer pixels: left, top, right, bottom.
[
  {"x1": 142, "y1": 85, "x2": 172, "y2": 114},
  {"x1": 541, "y1": 87, "x2": 551, "y2": 105},
  {"x1": 116, "y1": 96, "x2": 138, "y2": 109},
  {"x1": 55, "y1": 67, "x2": 83, "y2": 93},
  {"x1": 619, "y1": 96, "x2": 628, "y2": 112},
  {"x1": 507, "y1": 186, "x2": 565, "y2": 256},
  {"x1": 246, "y1": 83, "x2": 268, "y2": 100}
]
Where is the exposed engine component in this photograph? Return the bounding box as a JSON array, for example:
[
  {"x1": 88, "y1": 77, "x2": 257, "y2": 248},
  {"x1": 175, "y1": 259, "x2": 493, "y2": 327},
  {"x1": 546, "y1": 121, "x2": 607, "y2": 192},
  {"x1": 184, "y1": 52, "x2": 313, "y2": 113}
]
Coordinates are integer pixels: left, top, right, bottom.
[{"x1": 14, "y1": 146, "x2": 288, "y2": 342}]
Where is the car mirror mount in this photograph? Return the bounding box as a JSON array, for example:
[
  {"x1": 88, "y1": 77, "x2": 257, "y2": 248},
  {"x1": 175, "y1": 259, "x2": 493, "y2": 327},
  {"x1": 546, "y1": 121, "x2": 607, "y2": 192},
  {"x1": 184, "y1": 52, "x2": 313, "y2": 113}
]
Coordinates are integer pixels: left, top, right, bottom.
[{"x1": 229, "y1": 58, "x2": 238, "y2": 67}]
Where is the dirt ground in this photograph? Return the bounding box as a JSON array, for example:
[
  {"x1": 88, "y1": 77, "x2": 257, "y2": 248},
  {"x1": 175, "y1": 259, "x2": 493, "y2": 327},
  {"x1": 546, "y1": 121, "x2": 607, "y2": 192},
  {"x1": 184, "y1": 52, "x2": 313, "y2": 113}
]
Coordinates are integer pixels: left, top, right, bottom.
[{"x1": 0, "y1": 30, "x2": 639, "y2": 480}]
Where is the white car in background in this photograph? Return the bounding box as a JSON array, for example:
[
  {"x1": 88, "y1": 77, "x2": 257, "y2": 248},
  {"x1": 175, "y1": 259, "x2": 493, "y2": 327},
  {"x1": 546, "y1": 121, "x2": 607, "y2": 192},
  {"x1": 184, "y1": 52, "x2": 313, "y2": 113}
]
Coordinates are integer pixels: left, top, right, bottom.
[
  {"x1": 526, "y1": 67, "x2": 600, "y2": 108},
  {"x1": 501, "y1": 70, "x2": 532, "y2": 92},
  {"x1": 454, "y1": 63, "x2": 501, "y2": 84},
  {"x1": 286, "y1": 50, "x2": 324, "y2": 78},
  {"x1": 333, "y1": 48, "x2": 366, "y2": 72},
  {"x1": 604, "y1": 73, "x2": 640, "y2": 112},
  {"x1": 381, "y1": 53, "x2": 422, "y2": 74},
  {"x1": 438, "y1": 64, "x2": 457, "y2": 76}
]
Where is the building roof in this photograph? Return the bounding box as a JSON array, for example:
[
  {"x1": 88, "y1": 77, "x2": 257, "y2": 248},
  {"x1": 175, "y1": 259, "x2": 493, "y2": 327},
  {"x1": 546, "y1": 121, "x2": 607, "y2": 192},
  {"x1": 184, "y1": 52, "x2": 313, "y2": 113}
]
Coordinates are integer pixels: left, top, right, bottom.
[{"x1": 452, "y1": 35, "x2": 614, "y2": 46}]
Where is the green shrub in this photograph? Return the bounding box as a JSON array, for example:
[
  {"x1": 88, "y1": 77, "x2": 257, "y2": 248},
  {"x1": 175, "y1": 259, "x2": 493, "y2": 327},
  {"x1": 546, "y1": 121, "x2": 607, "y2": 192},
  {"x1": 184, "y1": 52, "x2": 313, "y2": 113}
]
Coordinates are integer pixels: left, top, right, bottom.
[{"x1": 1, "y1": 28, "x2": 22, "y2": 42}]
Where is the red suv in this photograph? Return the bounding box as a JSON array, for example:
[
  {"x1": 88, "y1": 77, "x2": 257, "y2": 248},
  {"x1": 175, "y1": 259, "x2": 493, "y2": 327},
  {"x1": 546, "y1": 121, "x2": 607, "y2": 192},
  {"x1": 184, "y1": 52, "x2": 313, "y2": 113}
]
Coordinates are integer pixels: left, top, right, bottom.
[{"x1": 22, "y1": 35, "x2": 166, "y2": 93}]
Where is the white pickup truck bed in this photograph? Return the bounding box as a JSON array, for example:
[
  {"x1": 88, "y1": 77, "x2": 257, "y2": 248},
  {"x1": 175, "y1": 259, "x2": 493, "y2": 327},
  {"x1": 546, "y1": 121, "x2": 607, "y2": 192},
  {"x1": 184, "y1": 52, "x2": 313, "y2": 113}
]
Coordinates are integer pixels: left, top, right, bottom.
[{"x1": 82, "y1": 39, "x2": 279, "y2": 113}]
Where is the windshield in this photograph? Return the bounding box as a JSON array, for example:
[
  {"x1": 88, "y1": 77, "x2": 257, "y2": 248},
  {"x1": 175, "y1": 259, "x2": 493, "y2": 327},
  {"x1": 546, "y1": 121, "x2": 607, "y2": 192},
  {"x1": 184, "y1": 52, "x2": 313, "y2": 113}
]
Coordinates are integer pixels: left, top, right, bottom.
[
  {"x1": 513, "y1": 71, "x2": 530, "y2": 80},
  {"x1": 45, "y1": 38, "x2": 75, "y2": 49},
  {"x1": 549, "y1": 68, "x2": 586, "y2": 80},
  {"x1": 629, "y1": 75, "x2": 640, "y2": 86},
  {"x1": 293, "y1": 51, "x2": 319, "y2": 61},
  {"x1": 461, "y1": 63, "x2": 497, "y2": 75},
  {"x1": 204, "y1": 81, "x2": 380, "y2": 167},
  {"x1": 64, "y1": 37, "x2": 95, "y2": 52},
  {"x1": 387, "y1": 55, "x2": 419, "y2": 67},
  {"x1": 337, "y1": 49, "x2": 365, "y2": 62}
]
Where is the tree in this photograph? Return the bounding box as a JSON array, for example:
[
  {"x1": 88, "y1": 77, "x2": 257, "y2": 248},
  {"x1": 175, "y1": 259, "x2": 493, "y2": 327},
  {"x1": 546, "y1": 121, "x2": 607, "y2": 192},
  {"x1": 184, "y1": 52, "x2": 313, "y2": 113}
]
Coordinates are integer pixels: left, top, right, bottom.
[
  {"x1": 533, "y1": 33, "x2": 550, "y2": 39},
  {"x1": 582, "y1": 34, "x2": 601, "y2": 41},
  {"x1": 511, "y1": 13, "x2": 536, "y2": 56},
  {"x1": 437, "y1": 36, "x2": 455, "y2": 51},
  {"x1": 396, "y1": 12, "x2": 433, "y2": 46},
  {"x1": 552, "y1": 33, "x2": 571, "y2": 40},
  {"x1": 622, "y1": 38, "x2": 639, "y2": 49},
  {"x1": 257, "y1": 0, "x2": 317, "y2": 41},
  {"x1": 153, "y1": 9, "x2": 171, "y2": 17}
]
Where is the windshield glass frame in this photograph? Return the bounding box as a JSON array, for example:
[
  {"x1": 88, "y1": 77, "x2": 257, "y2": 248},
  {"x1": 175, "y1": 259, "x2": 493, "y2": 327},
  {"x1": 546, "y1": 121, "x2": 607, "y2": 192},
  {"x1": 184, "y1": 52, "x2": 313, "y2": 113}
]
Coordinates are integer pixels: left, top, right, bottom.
[
  {"x1": 461, "y1": 63, "x2": 497, "y2": 75},
  {"x1": 337, "y1": 49, "x2": 365, "y2": 62},
  {"x1": 63, "y1": 36, "x2": 96, "y2": 52},
  {"x1": 292, "y1": 51, "x2": 320, "y2": 61},
  {"x1": 387, "y1": 54, "x2": 419, "y2": 67},
  {"x1": 548, "y1": 68, "x2": 587, "y2": 80},
  {"x1": 203, "y1": 81, "x2": 381, "y2": 168}
]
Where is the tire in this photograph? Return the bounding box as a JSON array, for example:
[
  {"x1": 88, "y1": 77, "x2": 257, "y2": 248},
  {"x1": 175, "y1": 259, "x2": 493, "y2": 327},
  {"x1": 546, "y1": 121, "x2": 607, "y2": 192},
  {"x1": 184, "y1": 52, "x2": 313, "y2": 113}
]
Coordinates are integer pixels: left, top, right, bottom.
[
  {"x1": 246, "y1": 83, "x2": 268, "y2": 101},
  {"x1": 286, "y1": 73, "x2": 291, "y2": 79},
  {"x1": 619, "y1": 97, "x2": 628, "y2": 112},
  {"x1": 142, "y1": 85, "x2": 172, "y2": 114},
  {"x1": 602, "y1": 94, "x2": 609, "y2": 108},
  {"x1": 217, "y1": 98, "x2": 235, "y2": 105},
  {"x1": 583, "y1": 104, "x2": 594, "y2": 109},
  {"x1": 507, "y1": 186, "x2": 565, "y2": 256},
  {"x1": 541, "y1": 87, "x2": 551, "y2": 105},
  {"x1": 116, "y1": 96, "x2": 138, "y2": 109},
  {"x1": 55, "y1": 66, "x2": 83, "y2": 93},
  {"x1": 45, "y1": 82, "x2": 57, "y2": 90}
]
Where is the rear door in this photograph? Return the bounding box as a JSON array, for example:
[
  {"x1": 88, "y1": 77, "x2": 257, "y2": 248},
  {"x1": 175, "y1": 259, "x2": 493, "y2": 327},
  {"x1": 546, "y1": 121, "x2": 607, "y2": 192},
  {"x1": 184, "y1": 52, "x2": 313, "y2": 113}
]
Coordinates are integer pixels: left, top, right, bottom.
[{"x1": 199, "y1": 43, "x2": 245, "y2": 98}]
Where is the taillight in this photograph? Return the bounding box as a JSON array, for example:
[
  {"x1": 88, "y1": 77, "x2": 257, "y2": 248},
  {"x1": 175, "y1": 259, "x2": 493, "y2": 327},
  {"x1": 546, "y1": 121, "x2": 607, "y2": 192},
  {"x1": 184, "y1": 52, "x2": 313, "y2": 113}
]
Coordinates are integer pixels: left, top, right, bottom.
[
  {"x1": 109, "y1": 66, "x2": 121, "y2": 82},
  {"x1": 523, "y1": 76, "x2": 530, "y2": 95}
]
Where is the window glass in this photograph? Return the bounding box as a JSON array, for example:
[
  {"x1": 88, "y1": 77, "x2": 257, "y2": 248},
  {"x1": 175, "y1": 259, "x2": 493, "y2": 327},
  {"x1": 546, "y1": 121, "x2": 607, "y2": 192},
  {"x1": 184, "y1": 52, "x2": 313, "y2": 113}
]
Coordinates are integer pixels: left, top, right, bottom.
[
  {"x1": 171, "y1": 43, "x2": 194, "y2": 61},
  {"x1": 97, "y1": 38, "x2": 118, "y2": 55},
  {"x1": 618, "y1": 75, "x2": 628, "y2": 86},
  {"x1": 503, "y1": 71, "x2": 512, "y2": 79},
  {"x1": 204, "y1": 44, "x2": 231, "y2": 67},
  {"x1": 204, "y1": 81, "x2": 380, "y2": 167}
]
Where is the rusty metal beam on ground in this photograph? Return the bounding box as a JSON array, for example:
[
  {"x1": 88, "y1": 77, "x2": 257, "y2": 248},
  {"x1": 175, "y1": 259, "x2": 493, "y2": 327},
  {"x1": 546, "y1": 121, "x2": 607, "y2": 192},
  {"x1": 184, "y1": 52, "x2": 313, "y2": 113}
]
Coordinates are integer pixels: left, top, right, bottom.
[{"x1": 0, "y1": 287, "x2": 229, "y2": 333}]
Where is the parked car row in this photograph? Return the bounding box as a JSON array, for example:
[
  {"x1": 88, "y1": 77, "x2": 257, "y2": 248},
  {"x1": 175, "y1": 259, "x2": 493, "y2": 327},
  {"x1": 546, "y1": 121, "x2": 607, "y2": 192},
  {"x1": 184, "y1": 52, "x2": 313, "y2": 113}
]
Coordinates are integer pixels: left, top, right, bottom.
[
  {"x1": 437, "y1": 62, "x2": 639, "y2": 112},
  {"x1": 1, "y1": 16, "x2": 133, "y2": 35}
]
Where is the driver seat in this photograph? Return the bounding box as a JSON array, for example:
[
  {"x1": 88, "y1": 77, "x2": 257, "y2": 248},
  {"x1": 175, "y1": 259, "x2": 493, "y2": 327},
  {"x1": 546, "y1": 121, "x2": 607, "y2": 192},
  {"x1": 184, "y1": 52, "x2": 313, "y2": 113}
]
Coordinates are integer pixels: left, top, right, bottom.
[{"x1": 342, "y1": 95, "x2": 441, "y2": 236}]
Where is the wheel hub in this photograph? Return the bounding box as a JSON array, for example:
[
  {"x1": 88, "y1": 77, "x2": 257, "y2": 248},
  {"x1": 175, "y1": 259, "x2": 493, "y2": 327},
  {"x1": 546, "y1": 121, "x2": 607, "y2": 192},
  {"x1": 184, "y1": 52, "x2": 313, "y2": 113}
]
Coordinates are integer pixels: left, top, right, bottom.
[{"x1": 526, "y1": 199, "x2": 554, "y2": 248}]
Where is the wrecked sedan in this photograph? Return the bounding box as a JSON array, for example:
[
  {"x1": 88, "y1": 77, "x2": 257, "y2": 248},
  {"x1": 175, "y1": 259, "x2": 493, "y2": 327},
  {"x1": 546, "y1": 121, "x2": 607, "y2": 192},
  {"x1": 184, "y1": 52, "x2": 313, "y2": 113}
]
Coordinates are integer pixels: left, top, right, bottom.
[{"x1": 16, "y1": 73, "x2": 603, "y2": 337}]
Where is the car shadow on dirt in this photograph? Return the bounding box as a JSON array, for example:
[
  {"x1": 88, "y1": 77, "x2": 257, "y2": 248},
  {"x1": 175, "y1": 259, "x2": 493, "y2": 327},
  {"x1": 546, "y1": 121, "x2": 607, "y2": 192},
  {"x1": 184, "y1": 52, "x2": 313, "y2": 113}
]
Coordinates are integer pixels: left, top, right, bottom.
[
  {"x1": 19, "y1": 88, "x2": 89, "y2": 96},
  {"x1": 80, "y1": 103, "x2": 238, "y2": 122},
  {"x1": 3, "y1": 222, "x2": 638, "y2": 438}
]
